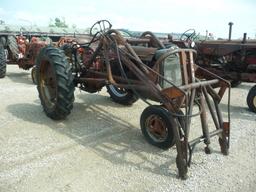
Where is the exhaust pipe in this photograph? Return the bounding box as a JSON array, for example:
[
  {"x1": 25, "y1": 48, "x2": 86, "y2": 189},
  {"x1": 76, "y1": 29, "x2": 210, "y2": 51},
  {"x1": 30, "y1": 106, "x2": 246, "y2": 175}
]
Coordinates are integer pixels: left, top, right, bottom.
[
  {"x1": 228, "y1": 22, "x2": 233, "y2": 41},
  {"x1": 242, "y1": 33, "x2": 247, "y2": 44}
]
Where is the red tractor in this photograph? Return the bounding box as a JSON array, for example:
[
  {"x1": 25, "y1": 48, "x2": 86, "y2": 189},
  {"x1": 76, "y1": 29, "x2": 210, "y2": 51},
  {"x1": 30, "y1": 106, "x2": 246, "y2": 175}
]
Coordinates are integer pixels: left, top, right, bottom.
[
  {"x1": 0, "y1": 34, "x2": 51, "y2": 82},
  {"x1": 169, "y1": 23, "x2": 256, "y2": 112},
  {"x1": 36, "y1": 20, "x2": 231, "y2": 179},
  {"x1": 0, "y1": 32, "x2": 92, "y2": 83}
]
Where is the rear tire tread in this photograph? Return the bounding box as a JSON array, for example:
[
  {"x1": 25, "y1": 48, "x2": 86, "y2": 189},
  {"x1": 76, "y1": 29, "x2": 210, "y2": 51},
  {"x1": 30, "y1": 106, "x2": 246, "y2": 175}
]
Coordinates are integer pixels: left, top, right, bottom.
[
  {"x1": 0, "y1": 45, "x2": 6, "y2": 78},
  {"x1": 36, "y1": 46, "x2": 75, "y2": 120},
  {"x1": 7, "y1": 35, "x2": 19, "y2": 60}
]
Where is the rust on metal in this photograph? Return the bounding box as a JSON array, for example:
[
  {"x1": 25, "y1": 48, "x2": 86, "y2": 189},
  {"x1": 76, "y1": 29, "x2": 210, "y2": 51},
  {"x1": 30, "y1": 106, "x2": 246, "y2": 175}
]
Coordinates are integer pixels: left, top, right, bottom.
[{"x1": 36, "y1": 20, "x2": 232, "y2": 179}]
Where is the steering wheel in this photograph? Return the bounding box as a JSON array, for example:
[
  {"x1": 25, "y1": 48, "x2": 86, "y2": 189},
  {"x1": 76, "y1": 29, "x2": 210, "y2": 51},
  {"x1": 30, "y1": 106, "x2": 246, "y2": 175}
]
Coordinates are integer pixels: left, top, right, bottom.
[
  {"x1": 89, "y1": 20, "x2": 112, "y2": 37},
  {"x1": 180, "y1": 29, "x2": 196, "y2": 42}
]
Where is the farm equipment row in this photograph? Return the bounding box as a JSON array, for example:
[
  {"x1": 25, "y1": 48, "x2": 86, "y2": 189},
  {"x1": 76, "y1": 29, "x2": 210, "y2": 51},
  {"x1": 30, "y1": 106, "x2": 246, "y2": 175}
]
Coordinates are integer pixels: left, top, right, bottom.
[{"x1": 1, "y1": 22, "x2": 255, "y2": 113}]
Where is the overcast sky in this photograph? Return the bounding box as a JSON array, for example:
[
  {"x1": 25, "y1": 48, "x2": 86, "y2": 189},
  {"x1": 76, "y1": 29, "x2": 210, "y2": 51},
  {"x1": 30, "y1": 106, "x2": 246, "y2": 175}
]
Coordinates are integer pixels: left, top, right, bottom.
[{"x1": 0, "y1": 0, "x2": 255, "y2": 39}]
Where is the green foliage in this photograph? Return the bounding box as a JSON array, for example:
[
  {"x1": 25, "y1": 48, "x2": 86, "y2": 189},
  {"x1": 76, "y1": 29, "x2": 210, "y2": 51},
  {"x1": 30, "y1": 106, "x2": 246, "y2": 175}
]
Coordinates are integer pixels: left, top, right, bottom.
[{"x1": 49, "y1": 17, "x2": 68, "y2": 28}]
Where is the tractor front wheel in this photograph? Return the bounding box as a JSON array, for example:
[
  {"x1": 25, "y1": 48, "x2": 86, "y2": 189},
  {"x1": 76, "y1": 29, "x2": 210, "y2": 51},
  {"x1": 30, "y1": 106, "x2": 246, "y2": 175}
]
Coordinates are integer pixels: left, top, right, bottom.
[
  {"x1": 247, "y1": 85, "x2": 256, "y2": 113},
  {"x1": 106, "y1": 84, "x2": 138, "y2": 105},
  {"x1": 140, "y1": 105, "x2": 178, "y2": 149},
  {"x1": 36, "y1": 46, "x2": 75, "y2": 120}
]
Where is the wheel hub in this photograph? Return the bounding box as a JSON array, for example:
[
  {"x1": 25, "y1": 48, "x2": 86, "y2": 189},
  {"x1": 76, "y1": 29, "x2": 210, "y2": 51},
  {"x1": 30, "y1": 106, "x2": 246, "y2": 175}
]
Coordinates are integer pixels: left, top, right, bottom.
[
  {"x1": 146, "y1": 115, "x2": 168, "y2": 142},
  {"x1": 40, "y1": 61, "x2": 57, "y2": 109},
  {"x1": 109, "y1": 85, "x2": 128, "y2": 97}
]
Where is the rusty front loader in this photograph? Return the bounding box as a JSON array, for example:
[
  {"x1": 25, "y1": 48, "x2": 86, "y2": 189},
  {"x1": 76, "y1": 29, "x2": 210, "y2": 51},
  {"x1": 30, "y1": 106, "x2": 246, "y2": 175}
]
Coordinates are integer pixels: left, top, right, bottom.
[{"x1": 35, "y1": 20, "x2": 231, "y2": 179}]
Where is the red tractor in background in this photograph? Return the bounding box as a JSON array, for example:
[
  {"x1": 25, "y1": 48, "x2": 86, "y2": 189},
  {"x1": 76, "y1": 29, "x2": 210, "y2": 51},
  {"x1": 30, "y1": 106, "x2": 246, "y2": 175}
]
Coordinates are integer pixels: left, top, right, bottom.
[
  {"x1": 0, "y1": 33, "x2": 90, "y2": 83},
  {"x1": 0, "y1": 34, "x2": 51, "y2": 83},
  {"x1": 168, "y1": 23, "x2": 256, "y2": 112}
]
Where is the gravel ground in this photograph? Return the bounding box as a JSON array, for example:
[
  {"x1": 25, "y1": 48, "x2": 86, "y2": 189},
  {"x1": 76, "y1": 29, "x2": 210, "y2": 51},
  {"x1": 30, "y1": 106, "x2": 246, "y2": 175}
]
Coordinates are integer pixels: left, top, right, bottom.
[{"x1": 0, "y1": 65, "x2": 255, "y2": 192}]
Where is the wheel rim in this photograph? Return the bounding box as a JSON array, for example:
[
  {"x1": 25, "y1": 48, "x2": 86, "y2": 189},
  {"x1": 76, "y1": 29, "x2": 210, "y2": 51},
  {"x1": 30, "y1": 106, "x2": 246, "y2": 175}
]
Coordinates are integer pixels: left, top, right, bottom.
[
  {"x1": 108, "y1": 85, "x2": 128, "y2": 97},
  {"x1": 253, "y1": 95, "x2": 256, "y2": 108},
  {"x1": 145, "y1": 114, "x2": 168, "y2": 142},
  {"x1": 39, "y1": 60, "x2": 57, "y2": 109}
]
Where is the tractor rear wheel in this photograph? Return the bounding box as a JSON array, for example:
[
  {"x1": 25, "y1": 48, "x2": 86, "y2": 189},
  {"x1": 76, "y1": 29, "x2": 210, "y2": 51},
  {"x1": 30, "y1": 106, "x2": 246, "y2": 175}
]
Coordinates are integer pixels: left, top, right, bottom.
[
  {"x1": 0, "y1": 45, "x2": 6, "y2": 78},
  {"x1": 106, "y1": 84, "x2": 138, "y2": 105},
  {"x1": 0, "y1": 36, "x2": 6, "y2": 46},
  {"x1": 247, "y1": 85, "x2": 256, "y2": 113},
  {"x1": 36, "y1": 46, "x2": 75, "y2": 120},
  {"x1": 7, "y1": 35, "x2": 19, "y2": 60}
]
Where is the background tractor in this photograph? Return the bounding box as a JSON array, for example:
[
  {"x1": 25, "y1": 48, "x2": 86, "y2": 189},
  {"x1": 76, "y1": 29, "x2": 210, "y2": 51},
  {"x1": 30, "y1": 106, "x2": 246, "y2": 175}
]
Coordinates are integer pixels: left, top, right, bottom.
[
  {"x1": 0, "y1": 28, "x2": 90, "y2": 83},
  {"x1": 0, "y1": 34, "x2": 51, "y2": 83},
  {"x1": 169, "y1": 23, "x2": 256, "y2": 112}
]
